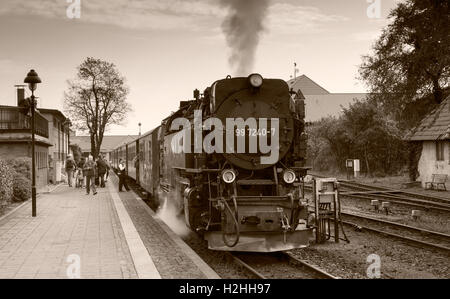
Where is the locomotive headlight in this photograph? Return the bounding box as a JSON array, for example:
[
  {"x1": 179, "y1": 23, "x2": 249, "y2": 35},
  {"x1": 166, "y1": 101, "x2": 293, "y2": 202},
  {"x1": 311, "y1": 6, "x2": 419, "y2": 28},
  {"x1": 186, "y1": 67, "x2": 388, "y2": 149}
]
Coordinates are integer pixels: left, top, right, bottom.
[
  {"x1": 222, "y1": 169, "x2": 237, "y2": 184},
  {"x1": 248, "y1": 73, "x2": 263, "y2": 88},
  {"x1": 282, "y1": 170, "x2": 296, "y2": 184}
]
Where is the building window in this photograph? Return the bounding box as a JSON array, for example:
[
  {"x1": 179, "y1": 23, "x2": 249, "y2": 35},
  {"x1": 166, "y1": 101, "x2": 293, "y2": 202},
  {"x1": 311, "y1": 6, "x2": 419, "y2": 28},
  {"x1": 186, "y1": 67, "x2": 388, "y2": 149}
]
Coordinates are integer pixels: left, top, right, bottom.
[{"x1": 436, "y1": 141, "x2": 445, "y2": 161}]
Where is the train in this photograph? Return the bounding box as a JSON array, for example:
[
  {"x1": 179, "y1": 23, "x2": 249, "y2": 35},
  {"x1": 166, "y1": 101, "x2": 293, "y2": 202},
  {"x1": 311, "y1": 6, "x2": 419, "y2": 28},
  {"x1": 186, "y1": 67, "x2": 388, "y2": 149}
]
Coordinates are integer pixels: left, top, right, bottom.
[{"x1": 111, "y1": 74, "x2": 312, "y2": 252}]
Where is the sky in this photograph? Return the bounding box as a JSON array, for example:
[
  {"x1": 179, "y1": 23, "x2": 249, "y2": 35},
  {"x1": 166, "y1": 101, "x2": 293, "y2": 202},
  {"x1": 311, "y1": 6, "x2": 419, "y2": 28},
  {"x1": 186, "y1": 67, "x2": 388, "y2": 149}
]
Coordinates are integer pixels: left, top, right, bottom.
[{"x1": 0, "y1": 0, "x2": 402, "y2": 135}]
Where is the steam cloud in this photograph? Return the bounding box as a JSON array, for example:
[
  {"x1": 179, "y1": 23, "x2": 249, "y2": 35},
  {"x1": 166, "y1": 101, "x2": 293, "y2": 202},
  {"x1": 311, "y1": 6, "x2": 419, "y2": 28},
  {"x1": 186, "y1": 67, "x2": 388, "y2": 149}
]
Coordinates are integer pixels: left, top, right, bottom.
[
  {"x1": 220, "y1": 0, "x2": 270, "y2": 76},
  {"x1": 156, "y1": 188, "x2": 190, "y2": 237}
]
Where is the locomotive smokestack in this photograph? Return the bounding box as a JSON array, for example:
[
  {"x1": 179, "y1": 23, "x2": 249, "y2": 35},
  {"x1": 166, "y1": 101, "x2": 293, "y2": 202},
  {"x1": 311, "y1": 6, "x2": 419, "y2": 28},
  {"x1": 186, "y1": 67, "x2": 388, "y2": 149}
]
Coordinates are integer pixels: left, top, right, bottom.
[{"x1": 220, "y1": 0, "x2": 270, "y2": 76}]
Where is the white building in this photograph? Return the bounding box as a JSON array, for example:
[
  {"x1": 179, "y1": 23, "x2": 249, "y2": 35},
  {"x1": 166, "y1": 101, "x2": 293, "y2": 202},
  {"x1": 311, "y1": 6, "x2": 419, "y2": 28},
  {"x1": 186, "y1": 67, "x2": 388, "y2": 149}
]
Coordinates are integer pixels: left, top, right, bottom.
[
  {"x1": 406, "y1": 95, "x2": 450, "y2": 189},
  {"x1": 287, "y1": 75, "x2": 368, "y2": 122}
]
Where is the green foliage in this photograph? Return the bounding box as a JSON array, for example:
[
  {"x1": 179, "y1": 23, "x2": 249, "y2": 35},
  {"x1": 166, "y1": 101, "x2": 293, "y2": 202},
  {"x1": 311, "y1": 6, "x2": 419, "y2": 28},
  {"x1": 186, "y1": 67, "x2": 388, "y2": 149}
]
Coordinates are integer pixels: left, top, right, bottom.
[
  {"x1": 0, "y1": 159, "x2": 33, "y2": 207},
  {"x1": 359, "y1": 0, "x2": 450, "y2": 128},
  {"x1": 7, "y1": 158, "x2": 31, "y2": 180},
  {"x1": 0, "y1": 160, "x2": 14, "y2": 208},
  {"x1": 306, "y1": 118, "x2": 341, "y2": 173},
  {"x1": 12, "y1": 174, "x2": 31, "y2": 202},
  {"x1": 308, "y1": 100, "x2": 408, "y2": 176}
]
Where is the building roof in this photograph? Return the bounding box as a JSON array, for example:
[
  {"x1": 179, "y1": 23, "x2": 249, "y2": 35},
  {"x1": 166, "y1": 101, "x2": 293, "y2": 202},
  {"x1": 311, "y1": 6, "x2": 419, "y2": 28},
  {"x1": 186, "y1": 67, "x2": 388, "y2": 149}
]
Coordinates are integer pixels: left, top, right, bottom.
[
  {"x1": 287, "y1": 75, "x2": 330, "y2": 95},
  {"x1": 406, "y1": 95, "x2": 450, "y2": 141},
  {"x1": 71, "y1": 135, "x2": 139, "y2": 152},
  {"x1": 304, "y1": 94, "x2": 368, "y2": 122},
  {"x1": 284, "y1": 75, "x2": 369, "y2": 121},
  {"x1": 38, "y1": 108, "x2": 68, "y2": 121}
]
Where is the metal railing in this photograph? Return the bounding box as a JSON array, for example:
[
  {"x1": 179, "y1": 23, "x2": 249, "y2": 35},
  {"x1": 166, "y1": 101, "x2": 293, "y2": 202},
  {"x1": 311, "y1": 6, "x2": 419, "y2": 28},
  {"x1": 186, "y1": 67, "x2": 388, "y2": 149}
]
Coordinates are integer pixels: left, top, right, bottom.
[{"x1": 0, "y1": 106, "x2": 49, "y2": 138}]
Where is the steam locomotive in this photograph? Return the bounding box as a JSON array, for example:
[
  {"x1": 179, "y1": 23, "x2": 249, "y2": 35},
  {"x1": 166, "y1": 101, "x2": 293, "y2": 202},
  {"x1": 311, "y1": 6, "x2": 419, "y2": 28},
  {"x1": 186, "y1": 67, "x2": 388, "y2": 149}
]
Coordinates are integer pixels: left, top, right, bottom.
[{"x1": 111, "y1": 74, "x2": 312, "y2": 252}]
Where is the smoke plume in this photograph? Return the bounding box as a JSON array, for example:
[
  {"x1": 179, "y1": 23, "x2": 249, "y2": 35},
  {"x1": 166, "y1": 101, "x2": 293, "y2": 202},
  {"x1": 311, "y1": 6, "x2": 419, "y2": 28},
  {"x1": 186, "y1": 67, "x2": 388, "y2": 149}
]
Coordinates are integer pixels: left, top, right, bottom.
[{"x1": 220, "y1": 0, "x2": 270, "y2": 76}]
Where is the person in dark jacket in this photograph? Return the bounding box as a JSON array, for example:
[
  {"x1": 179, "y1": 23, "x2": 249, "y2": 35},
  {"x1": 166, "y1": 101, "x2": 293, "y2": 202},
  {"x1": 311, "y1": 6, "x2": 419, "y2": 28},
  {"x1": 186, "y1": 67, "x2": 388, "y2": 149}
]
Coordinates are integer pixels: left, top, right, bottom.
[
  {"x1": 65, "y1": 155, "x2": 76, "y2": 187},
  {"x1": 96, "y1": 156, "x2": 108, "y2": 188},
  {"x1": 83, "y1": 156, "x2": 97, "y2": 196},
  {"x1": 104, "y1": 159, "x2": 111, "y2": 182},
  {"x1": 118, "y1": 159, "x2": 130, "y2": 192}
]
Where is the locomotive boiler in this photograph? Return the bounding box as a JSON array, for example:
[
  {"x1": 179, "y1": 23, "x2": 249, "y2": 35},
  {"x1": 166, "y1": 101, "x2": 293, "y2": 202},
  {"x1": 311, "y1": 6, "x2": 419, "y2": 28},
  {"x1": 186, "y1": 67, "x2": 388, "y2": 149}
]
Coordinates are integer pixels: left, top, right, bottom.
[{"x1": 112, "y1": 74, "x2": 312, "y2": 252}]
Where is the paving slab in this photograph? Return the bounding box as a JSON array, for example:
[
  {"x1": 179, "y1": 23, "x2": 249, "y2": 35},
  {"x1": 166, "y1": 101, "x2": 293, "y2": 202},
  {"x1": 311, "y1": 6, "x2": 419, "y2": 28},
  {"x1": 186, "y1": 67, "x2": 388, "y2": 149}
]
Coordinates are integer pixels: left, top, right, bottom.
[
  {"x1": 0, "y1": 184, "x2": 137, "y2": 279},
  {"x1": 0, "y1": 174, "x2": 219, "y2": 279}
]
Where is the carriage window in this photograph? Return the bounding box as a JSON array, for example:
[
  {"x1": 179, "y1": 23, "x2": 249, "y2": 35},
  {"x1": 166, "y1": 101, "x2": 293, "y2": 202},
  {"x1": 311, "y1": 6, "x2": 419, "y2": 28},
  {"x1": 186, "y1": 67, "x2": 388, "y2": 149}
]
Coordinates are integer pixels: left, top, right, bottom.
[{"x1": 148, "y1": 141, "x2": 152, "y2": 160}]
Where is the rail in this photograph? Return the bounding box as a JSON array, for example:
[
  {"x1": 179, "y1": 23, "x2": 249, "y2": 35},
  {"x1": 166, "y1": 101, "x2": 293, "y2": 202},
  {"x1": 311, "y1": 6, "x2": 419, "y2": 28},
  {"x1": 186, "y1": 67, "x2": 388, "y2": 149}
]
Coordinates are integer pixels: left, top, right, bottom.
[{"x1": 229, "y1": 252, "x2": 339, "y2": 279}]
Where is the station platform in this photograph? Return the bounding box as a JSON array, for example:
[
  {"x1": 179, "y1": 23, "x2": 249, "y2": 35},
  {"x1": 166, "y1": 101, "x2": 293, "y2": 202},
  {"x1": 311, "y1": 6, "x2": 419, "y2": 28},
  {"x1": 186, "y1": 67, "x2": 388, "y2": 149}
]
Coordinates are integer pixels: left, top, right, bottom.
[{"x1": 0, "y1": 174, "x2": 219, "y2": 279}]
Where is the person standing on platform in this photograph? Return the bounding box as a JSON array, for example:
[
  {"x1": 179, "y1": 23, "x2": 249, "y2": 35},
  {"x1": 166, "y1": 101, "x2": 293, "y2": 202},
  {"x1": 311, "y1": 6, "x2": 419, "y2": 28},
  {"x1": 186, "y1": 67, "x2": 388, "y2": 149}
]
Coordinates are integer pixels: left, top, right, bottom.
[
  {"x1": 118, "y1": 159, "x2": 130, "y2": 192},
  {"x1": 97, "y1": 156, "x2": 107, "y2": 188},
  {"x1": 76, "y1": 157, "x2": 85, "y2": 188},
  {"x1": 83, "y1": 155, "x2": 97, "y2": 196},
  {"x1": 65, "y1": 155, "x2": 76, "y2": 187},
  {"x1": 104, "y1": 158, "x2": 111, "y2": 182}
]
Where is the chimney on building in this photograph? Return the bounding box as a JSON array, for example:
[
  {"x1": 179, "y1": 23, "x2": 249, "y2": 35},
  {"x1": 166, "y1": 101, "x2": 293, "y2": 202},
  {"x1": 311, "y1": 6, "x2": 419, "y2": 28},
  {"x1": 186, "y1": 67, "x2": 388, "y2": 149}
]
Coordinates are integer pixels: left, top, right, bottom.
[{"x1": 15, "y1": 85, "x2": 26, "y2": 106}]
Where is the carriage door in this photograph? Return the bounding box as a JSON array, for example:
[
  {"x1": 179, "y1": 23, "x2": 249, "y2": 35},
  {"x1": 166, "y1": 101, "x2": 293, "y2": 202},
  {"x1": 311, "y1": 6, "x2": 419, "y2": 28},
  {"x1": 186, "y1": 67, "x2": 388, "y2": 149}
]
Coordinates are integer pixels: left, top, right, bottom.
[{"x1": 136, "y1": 139, "x2": 140, "y2": 185}]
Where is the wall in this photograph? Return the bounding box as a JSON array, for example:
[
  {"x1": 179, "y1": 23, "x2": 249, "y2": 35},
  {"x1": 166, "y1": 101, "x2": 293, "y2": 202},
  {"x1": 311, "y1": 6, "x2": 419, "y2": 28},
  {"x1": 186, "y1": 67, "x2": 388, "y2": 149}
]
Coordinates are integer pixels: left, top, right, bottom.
[{"x1": 418, "y1": 141, "x2": 450, "y2": 190}]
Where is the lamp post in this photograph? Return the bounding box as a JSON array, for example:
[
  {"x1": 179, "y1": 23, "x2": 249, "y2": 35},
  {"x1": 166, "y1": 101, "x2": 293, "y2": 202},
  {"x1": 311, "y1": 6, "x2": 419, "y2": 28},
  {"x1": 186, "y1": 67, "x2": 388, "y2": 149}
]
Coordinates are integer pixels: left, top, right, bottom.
[
  {"x1": 24, "y1": 69, "x2": 41, "y2": 217},
  {"x1": 138, "y1": 122, "x2": 142, "y2": 136},
  {"x1": 63, "y1": 119, "x2": 72, "y2": 157}
]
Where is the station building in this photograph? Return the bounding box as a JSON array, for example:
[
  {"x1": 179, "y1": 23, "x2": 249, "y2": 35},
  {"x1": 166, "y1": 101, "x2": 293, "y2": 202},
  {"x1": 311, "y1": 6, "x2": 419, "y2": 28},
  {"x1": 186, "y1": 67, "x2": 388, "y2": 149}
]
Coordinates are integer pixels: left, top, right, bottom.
[
  {"x1": 38, "y1": 108, "x2": 71, "y2": 184},
  {"x1": 287, "y1": 75, "x2": 368, "y2": 122},
  {"x1": 406, "y1": 95, "x2": 450, "y2": 190},
  {"x1": 0, "y1": 87, "x2": 71, "y2": 190}
]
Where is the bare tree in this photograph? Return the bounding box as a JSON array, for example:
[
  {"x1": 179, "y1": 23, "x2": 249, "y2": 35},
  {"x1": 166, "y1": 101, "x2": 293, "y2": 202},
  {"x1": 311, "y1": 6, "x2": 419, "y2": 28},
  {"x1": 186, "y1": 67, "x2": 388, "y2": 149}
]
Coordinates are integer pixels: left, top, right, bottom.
[{"x1": 64, "y1": 57, "x2": 131, "y2": 158}]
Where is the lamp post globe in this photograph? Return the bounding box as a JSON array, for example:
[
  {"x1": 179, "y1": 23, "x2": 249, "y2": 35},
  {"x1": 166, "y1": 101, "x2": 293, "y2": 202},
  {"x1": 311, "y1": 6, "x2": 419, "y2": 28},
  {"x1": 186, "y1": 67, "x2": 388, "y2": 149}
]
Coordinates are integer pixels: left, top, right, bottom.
[
  {"x1": 24, "y1": 69, "x2": 42, "y2": 92},
  {"x1": 24, "y1": 69, "x2": 41, "y2": 217}
]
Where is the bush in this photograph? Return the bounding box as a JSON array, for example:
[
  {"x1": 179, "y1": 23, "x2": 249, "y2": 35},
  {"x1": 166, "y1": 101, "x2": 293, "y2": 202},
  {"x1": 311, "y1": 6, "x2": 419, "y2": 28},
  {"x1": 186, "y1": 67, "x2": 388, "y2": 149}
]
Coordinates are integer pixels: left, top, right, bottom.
[
  {"x1": 7, "y1": 158, "x2": 31, "y2": 180},
  {"x1": 307, "y1": 100, "x2": 408, "y2": 176},
  {"x1": 12, "y1": 174, "x2": 31, "y2": 202},
  {"x1": 0, "y1": 160, "x2": 14, "y2": 208}
]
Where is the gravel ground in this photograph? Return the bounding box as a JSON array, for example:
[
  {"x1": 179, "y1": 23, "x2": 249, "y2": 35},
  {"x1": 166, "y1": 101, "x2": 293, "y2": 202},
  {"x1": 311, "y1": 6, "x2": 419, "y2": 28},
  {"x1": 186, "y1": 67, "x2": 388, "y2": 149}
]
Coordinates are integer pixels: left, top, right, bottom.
[
  {"x1": 182, "y1": 233, "x2": 254, "y2": 279},
  {"x1": 341, "y1": 196, "x2": 450, "y2": 234},
  {"x1": 232, "y1": 252, "x2": 321, "y2": 279},
  {"x1": 301, "y1": 186, "x2": 450, "y2": 279},
  {"x1": 342, "y1": 213, "x2": 450, "y2": 248},
  {"x1": 290, "y1": 222, "x2": 449, "y2": 279}
]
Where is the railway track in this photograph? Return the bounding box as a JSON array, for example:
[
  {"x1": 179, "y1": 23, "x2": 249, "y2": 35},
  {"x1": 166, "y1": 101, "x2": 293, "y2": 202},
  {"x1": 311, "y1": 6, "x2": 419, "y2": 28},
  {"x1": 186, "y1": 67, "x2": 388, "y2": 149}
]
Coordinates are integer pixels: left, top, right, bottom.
[
  {"x1": 338, "y1": 181, "x2": 450, "y2": 205},
  {"x1": 340, "y1": 191, "x2": 450, "y2": 213},
  {"x1": 229, "y1": 252, "x2": 339, "y2": 279},
  {"x1": 310, "y1": 174, "x2": 449, "y2": 205},
  {"x1": 341, "y1": 212, "x2": 450, "y2": 254},
  {"x1": 303, "y1": 183, "x2": 450, "y2": 213}
]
